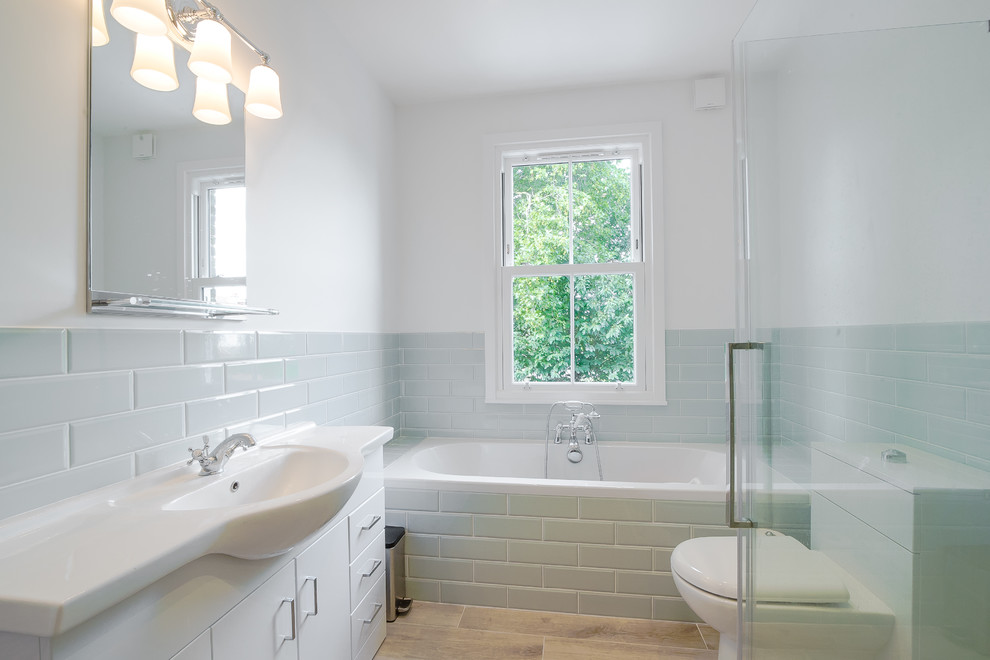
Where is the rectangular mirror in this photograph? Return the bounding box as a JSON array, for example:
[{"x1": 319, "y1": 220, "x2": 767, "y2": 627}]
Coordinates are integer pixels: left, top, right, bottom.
[{"x1": 88, "y1": 3, "x2": 276, "y2": 318}]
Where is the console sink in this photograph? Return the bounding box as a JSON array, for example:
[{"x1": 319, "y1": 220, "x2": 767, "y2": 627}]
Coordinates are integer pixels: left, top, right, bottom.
[{"x1": 0, "y1": 424, "x2": 392, "y2": 638}]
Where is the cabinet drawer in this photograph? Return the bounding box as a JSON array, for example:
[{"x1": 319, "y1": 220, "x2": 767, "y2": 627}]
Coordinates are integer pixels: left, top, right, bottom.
[
  {"x1": 353, "y1": 613, "x2": 386, "y2": 660},
  {"x1": 350, "y1": 574, "x2": 386, "y2": 655},
  {"x1": 350, "y1": 530, "x2": 385, "y2": 610},
  {"x1": 348, "y1": 489, "x2": 384, "y2": 560}
]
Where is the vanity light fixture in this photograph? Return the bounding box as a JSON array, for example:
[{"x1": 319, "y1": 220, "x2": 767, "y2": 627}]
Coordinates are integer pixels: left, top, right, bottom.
[
  {"x1": 130, "y1": 34, "x2": 179, "y2": 91},
  {"x1": 98, "y1": 0, "x2": 283, "y2": 123},
  {"x1": 93, "y1": 0, "x2": 110, "y2": 46}
]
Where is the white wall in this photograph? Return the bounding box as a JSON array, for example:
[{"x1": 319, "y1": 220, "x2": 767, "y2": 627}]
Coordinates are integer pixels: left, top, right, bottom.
[
  {"x1": 389, "y1": 80, "x2": 736, "y2": 333},
  {"x1": 0, "y1": 0, "x2": 395, "y2": 332}
]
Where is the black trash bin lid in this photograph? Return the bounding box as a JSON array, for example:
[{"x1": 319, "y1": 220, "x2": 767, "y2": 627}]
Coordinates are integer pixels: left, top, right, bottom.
[{"x1": 385, "y1": 525, "x2": 406, "y2": 549}]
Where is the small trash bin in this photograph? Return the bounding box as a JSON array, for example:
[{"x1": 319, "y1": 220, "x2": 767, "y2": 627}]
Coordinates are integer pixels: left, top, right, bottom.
[{"x1": 385, "y1": 525, "x2": 412, "y2": 622}]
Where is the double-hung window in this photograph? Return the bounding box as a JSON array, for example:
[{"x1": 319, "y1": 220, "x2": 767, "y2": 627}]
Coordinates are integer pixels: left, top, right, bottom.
[{"x1": 487, "y1": 127, "x2": 665, "y2": 404}]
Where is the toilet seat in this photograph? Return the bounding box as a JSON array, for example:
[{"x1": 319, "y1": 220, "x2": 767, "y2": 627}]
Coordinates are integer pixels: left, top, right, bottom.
[{"x1": 671, "y1": 534, "x2": 850, "y2": 604}]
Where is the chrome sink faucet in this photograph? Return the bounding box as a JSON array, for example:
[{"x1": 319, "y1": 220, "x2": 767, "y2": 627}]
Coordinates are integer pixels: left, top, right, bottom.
[{"x1": 187, "y1": 433, "x2": 256, "y2": 475}]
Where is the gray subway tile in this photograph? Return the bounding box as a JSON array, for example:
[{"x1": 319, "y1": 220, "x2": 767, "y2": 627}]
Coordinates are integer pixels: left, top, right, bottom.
[
  {"x1": 405, "y1": 534, "x2": 439, "y2": 557},
  {"x1": 257, "y1": 332, "x2": 307, "y2": 358},
  {"x1": 654, "y1": 501, "x2": 726, "y2": 525},
  {"x1": 653, "y1": 596, "x2": 702, "y2": 622},
  {"x1": 0, "y1": 425, "x2": 68, "y2": 488},
  {"x1": 440, "y1": 582, "x2": 507, "y2": 608},
  {"x1": 441, "y1": 491, "x2": 506, "y2": 514},
  {"x1": 407, "y1": 579, "x2": 440, "y2": 602},
  {"x1": 579, "y1": 593, "x2": 652, "y2": 619},
  {"x1": 966, "y1": 323, "x2": 990, "y2": 354},
  {"x1": 508, "y1": 494, "x2": 578, "y2": 518},
  {"x1": 544, "y1": 566, "x2": 615, "y2": 592},
  {"x1": 408, "y1": 556, "x2": 473, "y2": 582},
  {"x1": 439, "y1": 536, "x2": 507, "y2": 561},
  {"x1": 579, "y1": 545, "x2": 652, "y2": 571},
  {"x1": 580, "y1": 497, "x2": 652, "y2": 522},
  {"x1": 507, "y1": 587, "x2": 578, "y2": 613},
  {"x1": 615, "y1": 523, "x2": 691, "y2": 548},
  {"x1": 544, "y1": 519, "x2": 615, "y2": 544},
  {"x1": 508, "y1": 540, "x2": 578, "y2": 566},
  {"x1": 406, "y1": 512, "x2": 473, "y2": 536},
  {"x1": 386, "y1": 488, "x2": 439, "y2": 511},
  {"x1": 307, "y1": 332, "x2": 343, "y2": 354},
  {"x1": 474, "y1": 561, "x2": 543, "y2": 587},
  {"x1": 616, "y1": 571, "x2": 679, "y2": 597},
  {"x1": 474, "y1": 515, "x2": 542, "y2": 540}
]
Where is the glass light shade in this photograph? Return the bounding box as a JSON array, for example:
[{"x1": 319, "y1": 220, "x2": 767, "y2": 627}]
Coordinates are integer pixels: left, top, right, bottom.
[
  {"x1": 92, "y1": 0, "x2": 110, "y2": 46},
  {"x1": 130, "y1": 34, "x2": 178, "y2": 91},
  {"x1": 245, "y1": 65, "x2": 283, "y2": 119},
  {"x1": 187, "y1": 19, "x2": 233, "y2": 84},
  {"x1": 193, "y1": 77, "x2": 232, "y2": 125},
  {"x1": 110, "y1": 0, "x2": 168, "y2": 36}
]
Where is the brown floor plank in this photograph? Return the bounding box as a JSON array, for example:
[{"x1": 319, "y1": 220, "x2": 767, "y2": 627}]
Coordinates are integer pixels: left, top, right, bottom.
[
  {"x1": 544, "y1": 636, "x2": 718, "y2": 660},
  {"x1": 459, "y1": 606, "x2": 708, "y2": 650},
  {"x1": 393, "y1": 601, "x2": 466, "y2": 628},
  {"x1": 698, "y1": 624, "x2": 720, "y2": 650},
  {"x1": 374, "y1": 622, "x2": 544, "y2": 660}
]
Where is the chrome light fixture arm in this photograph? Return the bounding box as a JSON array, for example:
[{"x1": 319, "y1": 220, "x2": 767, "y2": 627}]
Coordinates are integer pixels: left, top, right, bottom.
[{"x1": 166, "y1": 0, "x2": 271, "y2": 65}]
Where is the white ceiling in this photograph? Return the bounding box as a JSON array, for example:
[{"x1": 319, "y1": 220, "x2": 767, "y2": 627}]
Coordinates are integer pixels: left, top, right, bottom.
[{"x1": 323, "y1": 0, "x2": 758, "y2": 104}]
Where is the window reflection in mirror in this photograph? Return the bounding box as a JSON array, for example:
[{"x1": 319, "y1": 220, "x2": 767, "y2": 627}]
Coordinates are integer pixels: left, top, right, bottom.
[{"x1": 185, "y1": 164, "x2": 246, "y2": 305}]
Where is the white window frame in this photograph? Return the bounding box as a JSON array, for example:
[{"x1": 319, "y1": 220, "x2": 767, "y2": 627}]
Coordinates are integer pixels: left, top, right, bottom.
[
  {"x1": 484, "y1": 124, "x2": 666, "y2": 405},
  {"x1": 178, "y1": 159, "x2": 247, "y2": 302}
]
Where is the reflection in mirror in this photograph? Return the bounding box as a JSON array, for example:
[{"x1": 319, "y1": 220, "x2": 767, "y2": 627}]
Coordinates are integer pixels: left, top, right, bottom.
[{"x1": 89, "y1": 1, "x2": 276, "y2": 317}]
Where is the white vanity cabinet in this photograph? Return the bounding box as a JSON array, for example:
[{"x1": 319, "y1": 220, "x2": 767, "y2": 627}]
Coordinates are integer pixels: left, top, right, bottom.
[
  {"x1": 171, "y1": 631, "x2": 212, "y2": 660},
  {"x1": 212, "y1": 563, "x2": 299, "y2": 660},
  {"x1": 295, "y1": 518, "x2": 351, "y2": 660}
]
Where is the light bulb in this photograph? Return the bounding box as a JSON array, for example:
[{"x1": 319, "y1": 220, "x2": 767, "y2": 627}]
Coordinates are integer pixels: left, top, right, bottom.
[
  {"x1": 130, "y1": 34, "x2": 179, "y2": 91},
  {"x1": 193, "y1": 77, "x2": 232, "y2": 125},
  {"x1": 245, "y1": 65, "x2": 283, "y2": 119},
  {"x1": 188, "y1": 19, "x2": 233, "y2": 84}
]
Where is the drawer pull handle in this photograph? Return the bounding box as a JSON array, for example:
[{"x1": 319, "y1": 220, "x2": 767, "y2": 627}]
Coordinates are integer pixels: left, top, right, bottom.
[
  {"x1": 303, "y1": 576, "x2": 318, "y2": 617},
  {"x1": 361, "y1": 602, "x2": 383, "y2": 624},
  {"x1": 360, "y1": 514, "x2": 382, "y2": 531},
  {"x1": 361, "y1": 559, "x2": 382, "y2": 578},
  {"x1": 281, "y1": 597, "x2": 297, "y2": 641}
]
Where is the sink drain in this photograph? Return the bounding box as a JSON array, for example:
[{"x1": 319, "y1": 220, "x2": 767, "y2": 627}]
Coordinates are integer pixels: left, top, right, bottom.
[{"x1": 230, "y1": 481, "x2": 240, "y2": 493}]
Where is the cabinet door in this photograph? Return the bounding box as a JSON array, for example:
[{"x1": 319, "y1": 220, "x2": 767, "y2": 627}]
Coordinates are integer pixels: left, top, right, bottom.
[
  {"x1": 170, "y1": 630, "x2": 211, "y2": 660},
  {"x1": 296, "y1": 520, "x2": 351, "y2": 660},
  {"x1": 212, "y1": 562, "x2": 298, "y2": 660}
]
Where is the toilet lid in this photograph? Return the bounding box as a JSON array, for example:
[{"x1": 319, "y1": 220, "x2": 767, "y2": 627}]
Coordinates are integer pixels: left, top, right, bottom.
[{"x1": 671, "y1": 534, "x2": 850, "y2": 604}]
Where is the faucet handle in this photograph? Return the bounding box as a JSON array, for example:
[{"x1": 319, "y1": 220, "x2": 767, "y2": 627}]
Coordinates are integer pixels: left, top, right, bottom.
[{"x1": 186, "y1": 436, "x2": 211, "y2": 465}]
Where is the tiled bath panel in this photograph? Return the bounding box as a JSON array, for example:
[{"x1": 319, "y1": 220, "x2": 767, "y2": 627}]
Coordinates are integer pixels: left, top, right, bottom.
[{"x1": 384, "y1": 487, "x2": 732, "y2": 622}]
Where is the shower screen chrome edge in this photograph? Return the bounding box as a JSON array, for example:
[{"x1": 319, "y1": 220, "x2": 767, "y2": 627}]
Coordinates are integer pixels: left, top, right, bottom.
[{"x1": 726, "y1": 341, "x2": 765, "y2": 529}]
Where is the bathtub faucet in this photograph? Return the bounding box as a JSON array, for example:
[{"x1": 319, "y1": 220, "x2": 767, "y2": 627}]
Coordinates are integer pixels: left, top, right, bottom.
[{"x1": 545, "y1": 401, "x2": 605, "y2": 479}]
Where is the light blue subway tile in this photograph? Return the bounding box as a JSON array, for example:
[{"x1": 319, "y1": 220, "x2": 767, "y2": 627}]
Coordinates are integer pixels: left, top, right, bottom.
[
  {"x1": 450, "y1": 349, "x2": 485, "y2": 365},
  {"x1": 307, "y1": 332, "x2": 343, "y2": 355},
  {"x1": 257, "y1": 332, "x2": 307, "y2": 358},
  {"x1": 284, "y1": 356, "x2": 327, "y2": 383},
  {"x1": 823, "y1": 393, "x2": 869, "y2": 423},
  {"x1": 308, "y1": 376, "x2": 343, "y2": 403},
  {"x1": 928, "y1": 416, "x2": 990, "y2": 462},
  {"x1": 666, "y1": 347, "x2": 710, "y2": 365},
  {"x1": 0, "y1": 425, "x2": 68, "y2": 487},
  {"x1": 326, "y1": 353, "x2": 358, "y2": 376},
  {"x1": 823, "y1": 348, "x2": 868, "y2": 374},
  {"x1": 449, "y1": 413, "x2": 500, "y2": 431},
  {"x1": 0, "y1": 329, "x2": 65, "y2": 378},
  {"x1": 70, "y1": 405, "x2": 184, "y2": 466},
  {"x1": 0, "y1": 372, "x2": 132, "y2": 434},
  {"x1": 399, "y1": 333, "x2": 428, "y2": 349},
  {"x1": 69, "y1": 329, "x2": 182, "y2": 373},
  {"x1": 929, "y1": 355, "x2": 990, "y2": 390},
  {"x1": 428, "y1": 365, "x2": 476, "y2": 381},
  {"x1": 404, "y1": 348, "x2": 451, "y2": 365},
  {"x1": 966, "y1": 323, "x2": 990, "y2": 354},
  {"x1": 387, "y1": 488, "x2": 439, "y2": 511},
  {"x1": 678, "y1": 329, "x2": 733, "y2": 346},
  {"x1": 844, "y1": 325, "x2": 895, "y2": 350},
  {"x1": 653, "y1": 416, "x2": 707, "y2": 434},
  {"x1": 428, "y1": 397, "x2": 474, "y2": 413},
  {"x1": 472, "y1": 333, "x2": 486, "y2": 349},
  {"x1": 868, "y1": 351, "x2": 927, "y2": 381},
  {"x1": 183, "y1": 331, "x2": 256, "y2": 364},
  {"x1": 868, "y1": 403, "x2": 927, "y2": 441},
  {"x1": 450, "y1": 380, "x2": 485, "y2": 397},
  {"x1": 426, "y1": 333, "x2": 476, "y2": 349},
  {"x1": 665, "y1": 365, "x2": 680, "y2": 382},
  {"x1": 185, "y1": 391, "x2": 258, "y2": 435},
  {"x1": 666, "y1": 382, "x2": 709, "y2": 400},
  {"x1": 224, "y1": 359, "x2": 283, "y2": 393},
  {"x1": 895, "y1": 381, "x2": 966, "y2": 419},
  {"x1": 341, "y1": 333, "x2": 370, "y2": 352},
  {"x1": 599, "y1": 415, "x2": 653, "y2": 433},
  {"x1": 679, "y1": 365, "x2": 724, "y2": 382},
  {"x1": 404, "y1": 379, "x2": 451, "y2": 397},
  {"x1": 285, "y1": 402, "x2": 328, "y2": 427},
  {"x1": 678, "y1": 400, "x2": 726, "y2": 418},
  {"x1": 405, "y1": 412, "x2": 452, "y2": 429},
  {"x1": 966, "y1": 390, "x2": 990, "y2": 426},
  {"x1": 441, "y1": 491, "x2": 506, "y2": 515},
  {"x1": 400, "y1": 397, "x2": 428, "y2": 413},
  {"x1": 259, "y1": 383, "x2": 309, "y2": 417},
  {"x1": 895, "y1": 323, "x2": 966, "y2": 353},
  {"x1": 134, "y1": 364, "x2": 223, "y2": 409},
  {"x1": 845, "y1": 373, "x2": 896, "y2": 404}
]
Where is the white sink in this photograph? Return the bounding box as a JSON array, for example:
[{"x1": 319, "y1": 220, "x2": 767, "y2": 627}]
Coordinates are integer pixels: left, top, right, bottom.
[{"x1": 0, "y1": 424, "x2": 393, "y2": 638}]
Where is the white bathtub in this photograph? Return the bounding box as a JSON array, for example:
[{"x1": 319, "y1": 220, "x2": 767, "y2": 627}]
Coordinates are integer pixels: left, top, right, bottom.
[{"x1": 384, "y1": 437, "x2": 727, "y2": 502}]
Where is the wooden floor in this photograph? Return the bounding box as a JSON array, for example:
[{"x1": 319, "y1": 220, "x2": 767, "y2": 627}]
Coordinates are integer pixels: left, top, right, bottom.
[{"x1": 374, "y1": 603, "x2": 719, "y2": 659}]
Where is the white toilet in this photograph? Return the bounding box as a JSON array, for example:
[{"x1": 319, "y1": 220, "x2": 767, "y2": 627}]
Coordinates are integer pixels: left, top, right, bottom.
[{"x1": 671, "y1": 532, "x2": 894, "y2": 660}]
